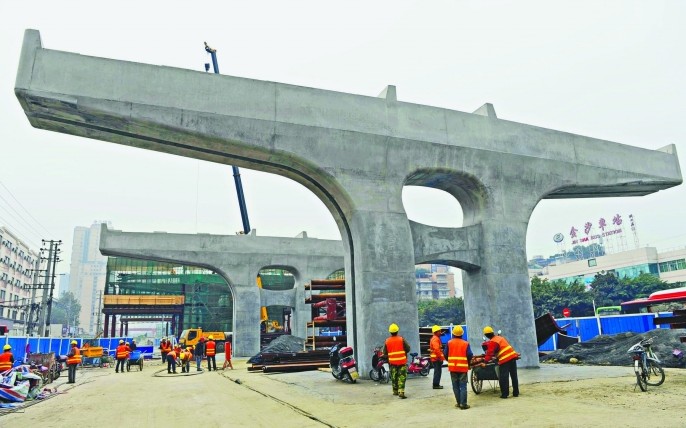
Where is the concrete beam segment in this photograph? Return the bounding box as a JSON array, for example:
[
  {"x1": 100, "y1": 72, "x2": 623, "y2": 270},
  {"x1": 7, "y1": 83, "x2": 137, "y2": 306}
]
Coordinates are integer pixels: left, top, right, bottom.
[
  {"x1": 98, "y1": 225, "x2": 344, "y2": 357},
  {"x1": 17, "y1": 30, "x2": 682, "y2": 369},
  {"x1": 409, "y1": 221, "x2": 481, "y2": 271}
]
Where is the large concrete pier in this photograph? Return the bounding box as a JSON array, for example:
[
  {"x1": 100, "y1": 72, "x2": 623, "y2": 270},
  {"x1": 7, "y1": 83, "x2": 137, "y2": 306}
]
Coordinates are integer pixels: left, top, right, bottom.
[{"x1": 15, "y1": 29, "x2": 682, "y2": 371}]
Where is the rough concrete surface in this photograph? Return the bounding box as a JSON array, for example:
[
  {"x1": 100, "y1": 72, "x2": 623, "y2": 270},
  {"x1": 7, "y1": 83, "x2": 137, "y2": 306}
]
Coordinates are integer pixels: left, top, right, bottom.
[{"x1": 3, "y1": 356, "x2": 686, "y2": 428}]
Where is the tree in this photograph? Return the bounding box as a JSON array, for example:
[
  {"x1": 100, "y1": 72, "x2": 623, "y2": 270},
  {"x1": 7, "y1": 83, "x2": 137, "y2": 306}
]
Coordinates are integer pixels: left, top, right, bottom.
[
  {"x1": 530, "y1": 276, "x2": 593, "y2": 318},
  {"x1": 50, "y1": 292, "x2": 81, "y2": 328},
  {"x1": 417, "y1": 297, "x2": 465, "y2": 326}
]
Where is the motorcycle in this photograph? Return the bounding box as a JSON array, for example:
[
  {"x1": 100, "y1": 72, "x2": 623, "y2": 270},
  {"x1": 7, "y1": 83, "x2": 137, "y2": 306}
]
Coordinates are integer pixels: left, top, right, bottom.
[
  {"x1": 329, "y1": 343, "x2": 358, "y2": 383},
  {"x1": 407, "y1": 352, "x2": 430, "y2": 376},
  {"x1": 369, "y1": 346, "x2": 389, "y2": 383}
]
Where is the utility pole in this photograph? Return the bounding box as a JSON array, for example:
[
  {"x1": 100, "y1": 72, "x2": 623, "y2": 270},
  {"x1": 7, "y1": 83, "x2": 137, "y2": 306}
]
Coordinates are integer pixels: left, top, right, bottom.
[
  {"x1": 36, "y1": 242, "x2": 53, "y2": 336},
  {"x1": 94, "y1": 291, "x2": 103, "y2": 336},
  {"x1": 43, "y1": 240, "x2": 62, "y2": 337},
  {"x1": 26, "y1": 256, "x2": 42, "y2": 336}
]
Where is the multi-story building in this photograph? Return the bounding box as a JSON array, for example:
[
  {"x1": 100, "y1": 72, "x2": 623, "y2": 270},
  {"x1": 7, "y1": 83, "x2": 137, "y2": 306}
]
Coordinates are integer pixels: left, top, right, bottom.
[
  {"x1": 415, "y1": 264, "x2": 455, "y2": 300},
  {"x1": 0, "y1": 226, "x2": 40, "y2": 335},
  {"x1": 67, "y1": 222, "x2": 109, "y2": 334},
  {"x1": 531, "y1": 246, "x2": 686, "y2": 286}
]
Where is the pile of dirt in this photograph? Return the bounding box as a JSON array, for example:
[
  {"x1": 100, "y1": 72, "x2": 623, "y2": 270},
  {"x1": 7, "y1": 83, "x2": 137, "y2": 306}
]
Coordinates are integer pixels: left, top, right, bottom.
[
  {"x1": 540, "y1": 329, "x2": 686, "y2": 368},
  {"x1": 248, "y1": 335, "x2": 306, "y2": 364}
]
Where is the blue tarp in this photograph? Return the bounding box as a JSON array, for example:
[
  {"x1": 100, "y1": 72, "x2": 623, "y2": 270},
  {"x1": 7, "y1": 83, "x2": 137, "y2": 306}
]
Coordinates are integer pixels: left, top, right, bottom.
[{"x1": 1, "y1": 337, "x2": 132, "y2": 366}]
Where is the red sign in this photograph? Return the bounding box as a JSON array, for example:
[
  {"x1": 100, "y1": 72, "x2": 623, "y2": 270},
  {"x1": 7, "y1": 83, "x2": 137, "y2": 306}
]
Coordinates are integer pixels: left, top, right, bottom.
[{"x1": 562, "y1": 308, "x2": 571, "y2": 317}]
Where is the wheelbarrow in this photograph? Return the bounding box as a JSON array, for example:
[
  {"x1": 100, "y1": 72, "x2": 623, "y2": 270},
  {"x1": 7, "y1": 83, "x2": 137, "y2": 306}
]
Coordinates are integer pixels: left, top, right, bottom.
[{"x1": 127, "y1": 350, "x2": 144, "y2": 371}]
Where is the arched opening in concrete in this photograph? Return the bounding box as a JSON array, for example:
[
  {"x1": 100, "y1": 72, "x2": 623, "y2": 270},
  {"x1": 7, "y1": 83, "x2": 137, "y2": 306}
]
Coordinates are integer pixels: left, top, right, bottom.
[
  {"x1": 258, "y1": 267, "x2": 297, "y2": 338},
  {"x1": 103, "y1": 257, "x2": 234, "y2": 344},
  {"x1": 402, "y1": 186, "x2": 463, "y2": 228}
]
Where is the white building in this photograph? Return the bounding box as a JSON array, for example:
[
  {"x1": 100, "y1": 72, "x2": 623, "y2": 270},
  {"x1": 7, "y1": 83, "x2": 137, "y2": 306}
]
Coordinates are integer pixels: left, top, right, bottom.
[
  {"x1": 0, "y1": 226, "x2": 40, "y2": 335},
  {"x1": 67, "y1": 222, "x2": 109, "y2": 334},
  {"x1": 533, "y1": 246, "x2": 686, "y2": 285},
  {"x1": 415, "y1": 264, "x2": 455, "y2": 300}
]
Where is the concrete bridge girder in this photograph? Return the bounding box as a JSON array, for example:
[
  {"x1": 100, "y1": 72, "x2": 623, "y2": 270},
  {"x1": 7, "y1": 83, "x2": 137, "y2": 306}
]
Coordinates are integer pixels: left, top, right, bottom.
[
  {"x1": 16, "y1": 30, "x2": 682, "y2": 369},
  {"x1": 98, "y1": 225, "x2": 344, "y2": 357}
]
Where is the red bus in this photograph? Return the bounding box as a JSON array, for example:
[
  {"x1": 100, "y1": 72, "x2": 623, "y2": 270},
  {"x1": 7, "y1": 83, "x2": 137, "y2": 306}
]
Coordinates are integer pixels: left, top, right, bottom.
[{"x1": 620, "y1": 286, "x2": 686, "y2": 314}]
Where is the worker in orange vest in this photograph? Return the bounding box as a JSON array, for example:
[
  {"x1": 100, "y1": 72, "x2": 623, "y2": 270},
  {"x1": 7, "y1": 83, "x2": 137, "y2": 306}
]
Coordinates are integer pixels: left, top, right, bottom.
[
  {"x1": 205, "y1": 336, "x2": 217, "y2": 371},
  {"x1": 115, "y1": 340, "x2": 128, "y2": 373},
  {"x1": 383, "y1": 323, "x2": 410, "y2": 399},
  {"x1": 66, "y1": 340, "x2": 82, "y2": 383},
  {"x1": 180, "y1": 347, "x2": 192, "y2": 373},
  {"x1": 159, "y1": 338, "x2": 171, "y2": 363},
  {"x1": 483, "y1": 326, "x2": 520, "y2": 398},
  {"x1": 429, "y1": 325, "x2": 445, "y2": 389},
  {"x1": 447, "y1": 325, "x2": 473, "y2": 409},
  {"x1": 221, "y1": 336, "x2": 233, "y2": 370},
  {"x1": 0, "y1": 344, "x2": 15, "y2": 372},
  {"x1": 167, "y1": 348, "x2": 177, "y2": 374}
]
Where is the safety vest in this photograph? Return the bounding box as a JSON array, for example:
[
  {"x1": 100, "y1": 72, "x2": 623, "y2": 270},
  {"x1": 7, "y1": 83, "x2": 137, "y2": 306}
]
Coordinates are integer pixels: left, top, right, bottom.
[
  {"x1": 491, "y1": 336, "x2": 518, "y2": 365},
  {"x1": 161, "y1": 342, "x2": 171, "y2": 352},
  {"x1": 447, "y1": 338, "x2": 469, "y2": 373},
  {"x1": 0, "y1": 352, "x2": 13, "y2": 371},
  {"x1": 429, "y1": 335, "x2": 444, "y2": 362},
  {"x1": 67, "y1": 347, "x2": 82, "y2": 365},
  {"x1": 168, "y1": 350, "x2": 176, "y2": 360},
  {"x1": 206, "y1": 341, "x2": 216, "y2": 357},
  {"x1": 116, "y1": 345, "x2": 128, "y2": 360},
  {"x1": 385, "y1": 335, "x2": 407, "y2": 366}
]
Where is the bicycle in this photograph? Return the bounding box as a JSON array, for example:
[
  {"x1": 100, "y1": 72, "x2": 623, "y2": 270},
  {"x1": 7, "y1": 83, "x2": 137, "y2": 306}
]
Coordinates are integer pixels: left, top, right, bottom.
[{"x1": 627, "y1": 337, "x2": 665, "y2": 392}]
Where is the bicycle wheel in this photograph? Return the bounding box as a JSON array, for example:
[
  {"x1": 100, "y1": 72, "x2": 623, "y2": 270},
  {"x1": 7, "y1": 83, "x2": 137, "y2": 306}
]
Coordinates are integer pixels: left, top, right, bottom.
[
  {"x1": 635, "y1": 361, "x2": 647, "y2": 392},
  {"x1": 646, "y1": 361, "x2": 665, "y2": 386},
  {"x1": 471, "y1": 369, "x2": 483, "y2": 394}
]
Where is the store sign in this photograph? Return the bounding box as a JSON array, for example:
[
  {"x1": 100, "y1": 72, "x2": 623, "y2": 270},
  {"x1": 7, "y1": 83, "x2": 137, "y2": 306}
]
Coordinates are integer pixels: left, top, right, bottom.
[{"x1": 568, "y1": 213, "x2": 626, "y2": 245}]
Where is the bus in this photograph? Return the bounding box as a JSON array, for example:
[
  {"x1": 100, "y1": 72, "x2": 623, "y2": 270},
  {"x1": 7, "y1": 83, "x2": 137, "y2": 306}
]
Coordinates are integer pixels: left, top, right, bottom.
[
  {"x1": 620, "y1": 286, "x2": 686, "y2": 314},
  {"x1": 595, "y1": 306, "x2": 621, "y2": 316}
]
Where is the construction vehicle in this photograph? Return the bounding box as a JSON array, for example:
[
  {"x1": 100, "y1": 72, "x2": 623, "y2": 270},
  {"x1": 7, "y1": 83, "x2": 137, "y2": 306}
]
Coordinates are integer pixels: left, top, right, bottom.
[{"x1": 178, "y1": 328, "x2": 232, "y2": 353}]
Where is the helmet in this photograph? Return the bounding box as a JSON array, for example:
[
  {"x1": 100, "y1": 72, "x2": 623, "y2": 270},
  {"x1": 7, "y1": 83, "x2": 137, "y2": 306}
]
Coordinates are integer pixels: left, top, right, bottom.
[
  {"x1": 71, "y1": 340, "x2": 77, "y2": 345},
  {"x1": 388, "y1": 323, "x2": 399, "y2": 334},
  {"x1": 119, "y1": 340, "x2": 124, "y2": 344},
  {"x1": 3, "y1": 344, "x2": 11, "y2": 351},
  {"x1": 483, "y1": 326, "x2": 494, "y2": 335},
  {"x1": 452, "y1": 325, "x2": 464, "y2": 336},
  {"x1": 431, "y1": 325, "x2": 441, "y2": 334},
  {"x1": 208, "y1": 335, "x2": 214, "y2": 340},
  {"x1": 125, "y1": 342, "x2": 130, "y2": 346}
]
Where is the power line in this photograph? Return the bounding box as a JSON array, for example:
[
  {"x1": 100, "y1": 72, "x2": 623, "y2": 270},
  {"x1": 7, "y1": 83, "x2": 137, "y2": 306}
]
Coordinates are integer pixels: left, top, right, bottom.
[
  {"x1": 0, "y1": 194, "x2": 45, "y2": 245},
  {"x1": 0, "y1": 180, "x2": 53, "y2": 236},
  {"x1": 0, "y1": 212, "x2": 42, "y2": 249}
]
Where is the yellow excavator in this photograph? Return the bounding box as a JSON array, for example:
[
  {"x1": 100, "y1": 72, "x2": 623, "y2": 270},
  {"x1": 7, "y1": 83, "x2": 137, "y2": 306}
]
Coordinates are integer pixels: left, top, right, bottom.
[{"x1": 257, "y1": 275, "x2": 284, "y2": 333}]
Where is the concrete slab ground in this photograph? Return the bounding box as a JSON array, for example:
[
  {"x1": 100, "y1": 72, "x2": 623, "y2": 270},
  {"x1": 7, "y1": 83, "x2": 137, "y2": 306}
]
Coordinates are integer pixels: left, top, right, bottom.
[{"x1": 3, "y1": 356, "x2": 685, "y2": 427}]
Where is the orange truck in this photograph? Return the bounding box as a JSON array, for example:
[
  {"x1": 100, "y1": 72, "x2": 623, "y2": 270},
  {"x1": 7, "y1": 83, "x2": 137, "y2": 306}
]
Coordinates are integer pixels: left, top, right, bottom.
[{"x1": 178, "y1": 328, "x2": 231, "y2": 353}]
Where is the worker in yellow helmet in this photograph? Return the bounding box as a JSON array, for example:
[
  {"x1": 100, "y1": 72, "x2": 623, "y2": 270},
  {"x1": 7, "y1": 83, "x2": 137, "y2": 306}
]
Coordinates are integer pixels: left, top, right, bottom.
[
  {"x1": 429, "y1": 325, "x2": 445, "y2": 389},
  {"x1": 447, "y1": 325, "x2": 473, "y2": 409},
  {"x1": 66, "y1": 340, "x2": 81, "y2": 383},
  {"x1": 0, "y1": 344, "x2": 14, "y2": 372},
  {"x1": 383, "y1": 323, "x2": 410, "y2": 399},
  {"x1": 483, "y1": 326, "x2": 520, "y2": 399},
  {"x1": 205, "y1": 335, "x2": 217, "y2": 371}
]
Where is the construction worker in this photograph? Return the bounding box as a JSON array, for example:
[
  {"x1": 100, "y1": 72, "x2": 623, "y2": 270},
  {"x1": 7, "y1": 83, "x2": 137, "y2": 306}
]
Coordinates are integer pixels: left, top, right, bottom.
[
  {"x1": 160, "y1": 338, "x2": 171, "y2": 363},
  {"x1": 205, "y1": 335, "x2": 217, "y2": 371},
  {"x1": 194, "y1": 337, "x2": 205, "y2": 372},
  {"x1": 66, "y1": 340, "x2": 82, "y2": 384},
  {"x1": 483, "y1": 326, "x2": 520, "y2": 399},
  {"x1": 180, "y1": 347, "x2": 192, "y2": 373},
  {"x1": 167, "y1": 348, "x2": 177, "y2": 374},
  {"x1": 115, "y1": 340, "x2": 128, "y2": 373},
  {"x1": 447, "y1": 325, "x2": 473, "y2": 409},
  {"x1": 0, "y1": 344, "x2": 14, "y2": 372},
  {"x1": 429, "y1": 325, "x2": 445, "y2": 389},
  {"x1": 221, "y1": 336, "x2": 233, "y2": 370},
  {"x1": 130, "y1": 339, "x2": 137, "y2": 351},
  {"x1": 383, "y1": 323, "x2": 410, "y2": 399}
]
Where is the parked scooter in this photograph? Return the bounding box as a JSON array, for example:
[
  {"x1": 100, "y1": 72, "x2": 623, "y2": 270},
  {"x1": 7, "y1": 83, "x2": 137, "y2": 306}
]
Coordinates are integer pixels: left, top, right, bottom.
[
  {"x1": 329, "y1": 343, "x2": 358, "y2": 383},
  {"x1": 369, "y1": 346, "x2": 389, "y2": 383},
  {"x1": 407, "y1": 352, "x2": 430, "y2": 376}
]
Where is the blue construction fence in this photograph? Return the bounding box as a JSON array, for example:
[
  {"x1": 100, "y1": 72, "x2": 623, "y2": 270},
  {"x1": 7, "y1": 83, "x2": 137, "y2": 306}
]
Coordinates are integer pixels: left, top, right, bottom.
[
  {"x1": 434, "y1": 312, "x2": 670, "y2": 352},
  {"x1": 1, "y1": 337, "x2": 134, "y2": 366}
]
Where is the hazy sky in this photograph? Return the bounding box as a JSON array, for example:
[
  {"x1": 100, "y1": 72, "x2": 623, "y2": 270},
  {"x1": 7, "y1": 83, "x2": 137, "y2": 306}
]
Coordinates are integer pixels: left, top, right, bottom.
[{"x1": 1, "y1": 1, "x2": 684, "y2": 277}]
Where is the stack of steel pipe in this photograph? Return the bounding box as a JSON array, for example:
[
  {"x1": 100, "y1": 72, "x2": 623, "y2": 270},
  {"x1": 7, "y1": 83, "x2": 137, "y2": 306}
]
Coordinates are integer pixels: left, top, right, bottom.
[{"x1": 249, "y1": 349, "x2": 331, "y2": 373}]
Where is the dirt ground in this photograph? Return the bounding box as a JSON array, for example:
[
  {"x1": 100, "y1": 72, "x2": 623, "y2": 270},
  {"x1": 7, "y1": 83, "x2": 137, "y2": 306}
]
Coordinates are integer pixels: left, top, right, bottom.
[{"x1": 2, "y1": 357, "x2": 685, "y2": 428}]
